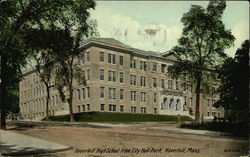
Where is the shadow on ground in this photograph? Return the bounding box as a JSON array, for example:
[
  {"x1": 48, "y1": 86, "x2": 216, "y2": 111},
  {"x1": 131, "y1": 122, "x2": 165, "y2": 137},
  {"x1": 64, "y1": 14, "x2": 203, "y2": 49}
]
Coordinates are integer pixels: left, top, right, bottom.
[
  {"x1": 8, "y1": 121, "x2": 110, "y2": 131},
  {"x1": 0, "y1": 141, "x2": 71, "y2": 157}
]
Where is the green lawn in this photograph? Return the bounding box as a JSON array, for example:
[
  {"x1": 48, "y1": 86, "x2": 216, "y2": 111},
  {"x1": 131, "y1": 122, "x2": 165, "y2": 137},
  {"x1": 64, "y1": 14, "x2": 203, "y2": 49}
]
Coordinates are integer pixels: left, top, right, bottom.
[
  {"x1": 180, "y1": 121, "x2": 248, "y2": 138},
  {"x1": 43, "y1": 112, "x2": 193, "y2": 123}
]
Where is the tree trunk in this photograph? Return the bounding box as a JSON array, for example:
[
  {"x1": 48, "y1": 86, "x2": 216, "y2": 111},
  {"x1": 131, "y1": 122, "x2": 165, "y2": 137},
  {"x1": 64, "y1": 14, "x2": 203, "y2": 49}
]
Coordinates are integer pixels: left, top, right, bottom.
[
  {"x1": 45, "y1": 85, "x2": 50, "y2": 121},
  {"x1": 68, "y1": 84, "x2": 75, "y2": 122},
  {"x1": 195, "y1": 73, "x2": 202, "y2": 122},
  {"x1": 0, "y1": 56, "x2": 7, "y2": 130}
]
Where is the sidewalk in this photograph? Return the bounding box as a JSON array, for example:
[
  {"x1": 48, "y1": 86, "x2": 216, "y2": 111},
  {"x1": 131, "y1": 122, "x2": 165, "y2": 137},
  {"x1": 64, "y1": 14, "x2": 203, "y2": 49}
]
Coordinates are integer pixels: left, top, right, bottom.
[{"x1": 0, "y1": 130, "x2": 70, "y2": 156}]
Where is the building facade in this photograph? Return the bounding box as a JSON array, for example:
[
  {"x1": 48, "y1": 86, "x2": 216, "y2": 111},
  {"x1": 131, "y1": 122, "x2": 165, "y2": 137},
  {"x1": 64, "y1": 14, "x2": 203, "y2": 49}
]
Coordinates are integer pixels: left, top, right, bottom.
[{"x1": 19, "y1": 38, "x2": 223, "y2": 120}]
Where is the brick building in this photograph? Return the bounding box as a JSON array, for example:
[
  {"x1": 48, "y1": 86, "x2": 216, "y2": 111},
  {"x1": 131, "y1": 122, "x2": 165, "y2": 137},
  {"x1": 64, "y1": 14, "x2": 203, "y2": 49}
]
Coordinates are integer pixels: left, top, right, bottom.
[{"x1": 19, "y1": 38, "x2": 223, "y2": 120}]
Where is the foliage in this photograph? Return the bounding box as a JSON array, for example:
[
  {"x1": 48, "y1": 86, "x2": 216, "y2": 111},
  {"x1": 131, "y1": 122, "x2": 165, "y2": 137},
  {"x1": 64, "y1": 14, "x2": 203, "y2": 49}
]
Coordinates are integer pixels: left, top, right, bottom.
[
  {"x1": 214, "y1": 40, "x2": 249, "y2": 123},
  {"x1": 54, "y1": 25, "x2": 98, "y2": 122},
  {"x1": 168, "y1": 0, "x2": 235, "y2": 120},
  {"x1": 5, "y1": 83, "x2": 19, "y2": 113},
  {"x1": 43, "y1": 112, "x2": 193, "y2": 122},
  {"x1": 0, "y1": 0, "x2": 97, "y2": 129},
  {"x1": 52, "y1": 1, "x2": 98, "y2": 122}
]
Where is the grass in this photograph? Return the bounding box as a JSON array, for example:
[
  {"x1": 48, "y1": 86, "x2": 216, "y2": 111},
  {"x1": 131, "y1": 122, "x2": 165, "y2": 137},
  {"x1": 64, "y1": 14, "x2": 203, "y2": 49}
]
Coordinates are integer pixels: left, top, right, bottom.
[
  {"x1": 180, "y1": 121, "x2": 249, "y2": 138},
  {"x1": 42, "y1": 111, "x2": 193, "y2": 123}
]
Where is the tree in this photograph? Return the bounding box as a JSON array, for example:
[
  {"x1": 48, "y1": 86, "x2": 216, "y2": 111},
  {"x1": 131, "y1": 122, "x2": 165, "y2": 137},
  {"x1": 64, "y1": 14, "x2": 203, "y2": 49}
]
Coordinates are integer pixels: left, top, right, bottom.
[
  {"x1": 0, "y1": 0, "x2": 96, "y2": 129},
  {"x1": 168, "y1": 0, "x2": 235, "y2": 121},
  {"x1": 214, "y1": 40, "x2": 249, "y2": 123},
  {"x1": 28, "y1": 49, "x2": 55, "y2": 121},
  {"x1": 27, "y1": 29, "x2": 76, "y2": 121},
  {"x1": 54, "y1": 21, "x2": 98, "y2": 123}
]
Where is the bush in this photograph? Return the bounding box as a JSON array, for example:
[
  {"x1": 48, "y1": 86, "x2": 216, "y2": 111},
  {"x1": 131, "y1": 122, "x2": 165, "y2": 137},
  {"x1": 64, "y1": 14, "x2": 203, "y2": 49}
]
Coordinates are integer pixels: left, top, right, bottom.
[{"x1": 43, "y1": 112, "x2": 193, "y2": 123}]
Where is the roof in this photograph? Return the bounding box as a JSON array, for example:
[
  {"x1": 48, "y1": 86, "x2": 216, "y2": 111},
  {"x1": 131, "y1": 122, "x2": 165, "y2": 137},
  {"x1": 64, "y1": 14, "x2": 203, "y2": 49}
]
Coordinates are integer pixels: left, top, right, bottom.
[
  {"x1": 81, "y1": 38, "x2": 132, "y2": 49},
  {"x1": 80, "y1": 37, "x2": 175, "y2": 59},
  {"x1": 23, "y1": 38, "x2": 178, "y2": 75}
]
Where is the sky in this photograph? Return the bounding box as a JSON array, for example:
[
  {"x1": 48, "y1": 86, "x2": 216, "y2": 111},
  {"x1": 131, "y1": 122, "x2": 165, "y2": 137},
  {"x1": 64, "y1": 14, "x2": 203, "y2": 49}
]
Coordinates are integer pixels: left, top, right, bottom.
[{"x1": 89, "y1": 1, "x2": 249, "y2": 57}]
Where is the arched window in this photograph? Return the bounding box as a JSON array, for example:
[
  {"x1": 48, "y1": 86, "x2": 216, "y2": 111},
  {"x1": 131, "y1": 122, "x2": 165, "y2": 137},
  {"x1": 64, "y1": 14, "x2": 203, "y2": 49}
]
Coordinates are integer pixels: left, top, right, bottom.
[
  {"x1": 176, "y1": 99, "x2": 180, "y2": 110},
  {"x1": 163, "y1": 98, "x2": 168, "y2": 109},
  {"x1": 169, "y1": 98, "x2": 174, "y2": 109}
]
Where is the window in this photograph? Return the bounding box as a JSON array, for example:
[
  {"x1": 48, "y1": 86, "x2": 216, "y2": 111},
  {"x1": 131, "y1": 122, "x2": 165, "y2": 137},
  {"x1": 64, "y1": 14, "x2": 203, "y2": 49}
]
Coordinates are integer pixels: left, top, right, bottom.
[
  {"x1": 130, "y1": 75, "x2": 136, "y2": 85},
  {"x1": 141, "y1": 92, "x2": 146, "y2": 102},
  {"x1": 87, "y1": 69, "x2": 90, "y2": 80},
  {"x1": 140, "y1": 76, "x2": 146, "y2": 87},
  {"x1": 212, "y1": 99, "x2": 216, "y2": 106},
  {"x1": 211, "y1": 87, "x2": 216, "y2": 95},
  {"x1": 161, "y1": 64, "x2": 166, "y2": 73},
  {"x1": 131, "y1": 91, "x2": 136, "y2": 101},
  {"x1": 51, "y1": 96, "x2": 54, "y2": 106},
  {"x1": 56, "y1": 95, "x2": 58, "y2": 105},
  {"x1": 190, "y1": 98, "x2": 193, "y2": 106},
  {"x1": 87, "y1": 104, "x2": 90, "y2": 111},
  {"x1": 86, "y1": 52, "x2": 90, "y2": 62},
  {"x1": 33, "y1": 88, "x2": 35, "y2": 96},
  {"x1": 108, "y1": 71, "x2": 116, "y2": 82},
  {"x1": 82, "y1": 55, "x2": 85, "y2": 63},
  {"x1": 100, "y1": 69, "x2": 104, "y2": 80},
  {"x1": 82, "y1": 88, "x2": 85, "y2": 99},
  {"x1": 87, "y1": 87, "x2": 90, "y2": 98},
  {"x1": 176, "y1": 81, "x2": 179, "y2": 90},
  {"x1": 100, "y1": 104, "x2": 105, "y2": 111},
  {"x1": 152, "y1": 62, "x2": 157, "y2": 71},
  {"x1": 212, "y1": 112, "x2": 216, "y2": 116},
  {"x1": 207, "y1": 112, "x2": 210, "y2": 116},
  {"x1": 183, "y1": 82, "x2": 187, "y2": 91},
  {"x1": 100, "y1": 87, "x2": 105, "y2": 98},
  {"x1": 108, "y1": 53, "x2": 116, "y2": 64},
  {"x1": 130, "y1": 58, "x2": 136, "y2": 68},
  {"x1": 77, "y1": 57, "x2": 82, "y2": 65},
  {"x1": 207, "y1": 99, "x2": 210, "y2": 107},
  {"x1": 42, "y1": 99, "x2": 45, "y2": 107},
  {"x1": 153, "y1": 93, "x2": 157, "y2": 103},
  {"x1": 120, "y1": 72, "x2": 124, "y2": 83},
  {"x1": 154, "y1": 108, "x2": 157, "y2": 114},
  {"x1": 77, "y1": 89, "x2": 81, "y2": 100},
  {"x1": 120, "y1": 105, "x2": 124, "y2": 112},
  {"x1": 131, "y1": 107, "x2": 136, "y2": 113},
  {"x1": 53, "y1": 97, "x2": 56, "y2": 106},
  {"x1": 83, "y1": 70, "x2": 85, "y2": 80},
  {"x1": 153, "y1": 78, "x2": 157, "y2": 87},
  {"x1": 141, "y1": 107, "x2": 146, "y2": 114},
  {"x1": 109, "y1": 104, "x2": 116, "y2": 111},
  {"x1": 100, "y1": 52, "x2": 104, "y2": 62},
  {"x1": 109, "y1": 88, "x2": 116, "y2": 99},
  {"x1": 119, "y1": 56, "x2": 123, "y2": 65},
  {"x1": 120, "y1": 89, "x2": 124, "y2": 100},
  {"x1": 161, "y1": 79, "x2": 165, "y2": 88},
  {"x1": 82, "y1": 105, "x2": 85, "y2": 111},
  {"x1": 168, "y1": 80, "x2": 172, "y2": 89},
  {"x1": 77, "y1": 106, "x2": 81, "y2": 112},
  {"x1": 140, "y1": 61, "x2": 147, "y2": 71},
  {"x1": 190, "y1": 84, "x2": 193, "y2": 92}
]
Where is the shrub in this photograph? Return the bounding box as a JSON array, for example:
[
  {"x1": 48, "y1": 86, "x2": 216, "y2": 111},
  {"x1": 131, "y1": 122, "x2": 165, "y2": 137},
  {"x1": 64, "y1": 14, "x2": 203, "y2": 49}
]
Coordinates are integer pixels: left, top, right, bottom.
[{"x1": 43, "y1": 112, "x2": 193, "y2": 123}]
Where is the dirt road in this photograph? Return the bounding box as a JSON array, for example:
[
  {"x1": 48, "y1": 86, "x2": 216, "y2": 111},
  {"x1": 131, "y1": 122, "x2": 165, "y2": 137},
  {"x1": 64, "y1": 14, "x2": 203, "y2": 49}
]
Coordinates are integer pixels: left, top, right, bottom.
[{"x1": 8, "y1": 123, "x2": 248, "y2": 157}]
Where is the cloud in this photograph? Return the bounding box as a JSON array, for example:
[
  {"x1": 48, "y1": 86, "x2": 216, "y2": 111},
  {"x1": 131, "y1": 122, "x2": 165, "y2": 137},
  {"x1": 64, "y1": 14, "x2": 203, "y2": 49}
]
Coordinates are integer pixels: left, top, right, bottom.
[
  {"x1": 232, "y1": 20, "x2": 249, "y2": 45},
  {"x1": 90, "y1": 5, "x2": 182, "y2": 53},
  {"x1": 225, "y1": 20, "x2": 249, "y2": 57}
]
